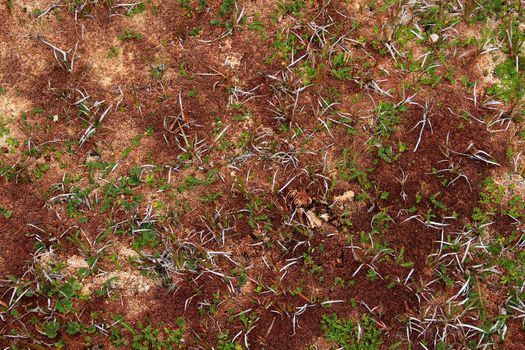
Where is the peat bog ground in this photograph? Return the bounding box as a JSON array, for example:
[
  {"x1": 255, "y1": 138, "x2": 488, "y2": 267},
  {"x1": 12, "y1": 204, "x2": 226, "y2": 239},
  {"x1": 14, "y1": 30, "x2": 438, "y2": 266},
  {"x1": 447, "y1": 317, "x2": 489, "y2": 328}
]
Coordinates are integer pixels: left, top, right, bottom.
[{"x1": 0, "y1": 0, "x2": 524, "y2": 349}]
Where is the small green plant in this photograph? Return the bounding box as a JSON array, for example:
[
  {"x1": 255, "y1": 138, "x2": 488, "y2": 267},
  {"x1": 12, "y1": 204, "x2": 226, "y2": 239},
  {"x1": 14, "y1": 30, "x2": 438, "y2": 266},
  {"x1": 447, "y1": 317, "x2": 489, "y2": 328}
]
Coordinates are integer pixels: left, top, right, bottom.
[
  {"x1": 131, "y1": 319, "x2": 186, "y2": 349},
  {"x1": 219, "y1": 0, "x2": 236, "y2": 17},
  {"x1": 321, "y1": 313, "x2": 383, "y2": 350},
  {"x1": 118, "y1": 30, "x2": 143, "y2": 41},
  {"x1": 188, "y1": 87, "x2": 198, "y2": 97},
  {"x1": 278, "y1": 0, "x2": 306, "y2": 17},
  {"x1": 0, "y1": 207, "x2": 12, "y2": 218},
  {"x1": 108, "y1": 46, "x2": 120, "y2": 58},
  {"x1": 125, "y1": 2, "x2": 145, "y2": 17},
  {"x1": 150, "y1": 64, "x2": 167, "y2": 80},
  {"x1": 198, "y1": 191, "x2": 223, "y2": 203}
]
